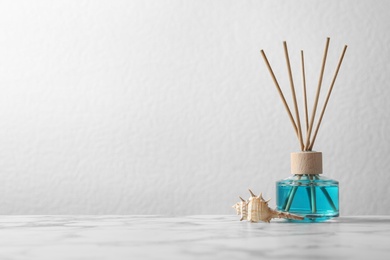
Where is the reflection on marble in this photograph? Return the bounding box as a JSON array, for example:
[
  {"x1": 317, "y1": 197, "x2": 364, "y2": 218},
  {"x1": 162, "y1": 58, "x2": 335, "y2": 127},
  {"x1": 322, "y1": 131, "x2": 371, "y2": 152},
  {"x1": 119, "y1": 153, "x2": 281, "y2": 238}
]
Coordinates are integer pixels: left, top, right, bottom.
[{"x1": 0, "y1": 215, "x2": 389, "y2": 259}]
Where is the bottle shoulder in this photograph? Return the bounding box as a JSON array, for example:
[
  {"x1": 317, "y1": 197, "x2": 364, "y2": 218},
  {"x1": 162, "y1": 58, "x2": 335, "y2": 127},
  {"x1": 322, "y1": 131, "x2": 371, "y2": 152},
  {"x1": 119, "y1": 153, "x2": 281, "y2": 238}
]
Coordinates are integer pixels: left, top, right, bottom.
[{"x1": 276, "y1": 174, "x2": 339, "y2": 186}]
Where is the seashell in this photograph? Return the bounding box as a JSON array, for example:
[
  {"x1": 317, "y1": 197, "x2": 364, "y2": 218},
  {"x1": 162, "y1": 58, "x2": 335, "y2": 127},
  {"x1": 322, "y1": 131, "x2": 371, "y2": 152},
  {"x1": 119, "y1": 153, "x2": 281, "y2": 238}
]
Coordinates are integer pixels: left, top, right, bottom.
[
  {"x1": 233, "y1": 189, "x2": 304, "y2": 223},
  {"x1": 232, "y1": 196, "x2": 248, "y2": 221}
]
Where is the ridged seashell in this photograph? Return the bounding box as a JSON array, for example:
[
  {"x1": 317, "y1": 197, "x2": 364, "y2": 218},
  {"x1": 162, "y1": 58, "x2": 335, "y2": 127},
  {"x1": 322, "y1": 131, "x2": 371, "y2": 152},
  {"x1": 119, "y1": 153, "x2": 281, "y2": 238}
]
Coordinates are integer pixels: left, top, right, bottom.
[
  {"x1": 233, "y1": 189, "x2": 304, "y2": 223},
  {"x1": 232, "y1": 197, "x2": 248, "y2": 221}
]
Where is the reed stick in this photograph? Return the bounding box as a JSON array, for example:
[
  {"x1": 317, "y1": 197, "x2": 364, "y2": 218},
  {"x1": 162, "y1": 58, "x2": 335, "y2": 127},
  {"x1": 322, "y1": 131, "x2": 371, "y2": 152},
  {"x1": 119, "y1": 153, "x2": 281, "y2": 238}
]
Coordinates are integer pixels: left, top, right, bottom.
[
  {"x1": 305, "y1": 187, "x2": 311, "y2": 210},
  {"x1": 260, "y1": 50, "x2": 298, "y2": 136},
  {"x1": 284, "y1": 186, "x2": 297, "y2": 212},
  {"x1": 308, "y1": 45, "x2": 348, "y2": 150},
  {"x1": 301, "y1": 50, "x2": 309, "y2": 133},
  {"x1": 309, "y1": 175, "x2": 316, "y2": 213},
  {"x1": 283, "y1": 42, "x2": 304, "y2": 151},
  {"x1": 320, "y1": 187, "x2": 337, "y2": 212},
  {"x1": 304, "y1": 37, "x2": 330, "y2": 151},
  {"x1": 282, "y1": 175, "x2": 302, "y2": 211},
  {"x1": 314, "y1": 175, "x2": 338, "y2": 212}
]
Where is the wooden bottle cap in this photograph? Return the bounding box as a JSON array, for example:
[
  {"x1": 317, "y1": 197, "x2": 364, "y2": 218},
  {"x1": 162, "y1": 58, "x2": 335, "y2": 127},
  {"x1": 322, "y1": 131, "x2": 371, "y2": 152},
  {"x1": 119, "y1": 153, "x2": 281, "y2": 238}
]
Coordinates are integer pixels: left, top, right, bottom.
[{"x1": 291, "y1": 151, "x2": 323, "y2": 175}]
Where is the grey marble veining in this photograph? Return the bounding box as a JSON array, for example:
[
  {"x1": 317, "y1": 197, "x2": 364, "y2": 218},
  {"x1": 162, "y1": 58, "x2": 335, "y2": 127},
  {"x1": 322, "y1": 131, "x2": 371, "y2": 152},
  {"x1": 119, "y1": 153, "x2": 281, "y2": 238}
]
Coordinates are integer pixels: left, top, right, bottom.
[{"x1": 0, "y1": 215, "x2": 389, "y2": 259}]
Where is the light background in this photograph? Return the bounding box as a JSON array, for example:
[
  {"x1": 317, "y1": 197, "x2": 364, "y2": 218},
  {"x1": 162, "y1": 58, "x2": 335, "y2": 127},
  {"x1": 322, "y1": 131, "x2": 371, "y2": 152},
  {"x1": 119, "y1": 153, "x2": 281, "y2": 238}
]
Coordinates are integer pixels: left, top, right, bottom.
[{"x1": 0, "y1": 0, "x2": 389, "y2": 215}]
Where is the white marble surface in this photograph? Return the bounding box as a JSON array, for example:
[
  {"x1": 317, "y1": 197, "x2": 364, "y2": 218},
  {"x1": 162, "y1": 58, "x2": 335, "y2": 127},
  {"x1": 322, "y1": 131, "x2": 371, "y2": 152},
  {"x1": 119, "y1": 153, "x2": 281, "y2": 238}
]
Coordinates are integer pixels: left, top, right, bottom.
[{"x1": 0, "y1": 216, "x2": 389, "y2": 259}]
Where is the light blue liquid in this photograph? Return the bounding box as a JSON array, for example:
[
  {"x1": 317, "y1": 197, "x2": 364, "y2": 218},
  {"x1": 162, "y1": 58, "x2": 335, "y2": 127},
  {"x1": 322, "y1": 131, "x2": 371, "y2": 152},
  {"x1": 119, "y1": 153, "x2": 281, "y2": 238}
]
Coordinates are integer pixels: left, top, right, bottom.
[{"x1": 276, "y1": 174, "x2": 339, "y2": 222}]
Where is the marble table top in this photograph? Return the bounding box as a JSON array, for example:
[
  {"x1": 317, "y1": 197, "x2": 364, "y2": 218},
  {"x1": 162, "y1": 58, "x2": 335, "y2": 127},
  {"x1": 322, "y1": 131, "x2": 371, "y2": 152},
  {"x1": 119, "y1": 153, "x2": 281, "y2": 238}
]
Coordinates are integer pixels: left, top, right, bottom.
[{"x1": 0, "y1": 215, "x2": 388, "y2": 259}]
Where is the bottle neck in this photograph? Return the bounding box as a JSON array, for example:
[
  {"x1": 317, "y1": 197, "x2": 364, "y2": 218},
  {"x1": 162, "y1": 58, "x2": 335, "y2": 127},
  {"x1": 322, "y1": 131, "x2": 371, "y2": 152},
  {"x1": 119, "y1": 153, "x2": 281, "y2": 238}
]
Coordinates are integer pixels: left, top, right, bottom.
[{"x1": 293, "y1": 174, "x2": 320, "y2": 180}]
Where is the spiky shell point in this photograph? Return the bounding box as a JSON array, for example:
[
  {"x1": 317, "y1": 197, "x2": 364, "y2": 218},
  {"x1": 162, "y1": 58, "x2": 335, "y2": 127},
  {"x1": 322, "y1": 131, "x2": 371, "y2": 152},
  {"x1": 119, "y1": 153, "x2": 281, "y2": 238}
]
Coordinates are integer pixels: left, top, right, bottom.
[{"x1": 232, "y1": 189, "x2": 304, "y2": 223}]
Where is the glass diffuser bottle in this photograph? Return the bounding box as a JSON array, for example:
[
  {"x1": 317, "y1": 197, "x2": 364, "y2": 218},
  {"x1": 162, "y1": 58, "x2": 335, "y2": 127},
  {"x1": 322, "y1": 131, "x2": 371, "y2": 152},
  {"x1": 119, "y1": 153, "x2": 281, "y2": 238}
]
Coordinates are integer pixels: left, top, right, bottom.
[
  {"x1": 260, "y1": 38, "x2": 347, "y2": 222},
  {"x1": 276, "y1": 151, "x2": 339, "y2": 222}
]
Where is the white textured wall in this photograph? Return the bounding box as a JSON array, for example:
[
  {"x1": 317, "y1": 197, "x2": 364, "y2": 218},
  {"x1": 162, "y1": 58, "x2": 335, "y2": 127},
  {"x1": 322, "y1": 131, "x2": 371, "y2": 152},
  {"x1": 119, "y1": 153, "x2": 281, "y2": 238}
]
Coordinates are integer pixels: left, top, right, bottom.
[{"x1": 0, "y1": 0, "x2": 389, "y2": 215}]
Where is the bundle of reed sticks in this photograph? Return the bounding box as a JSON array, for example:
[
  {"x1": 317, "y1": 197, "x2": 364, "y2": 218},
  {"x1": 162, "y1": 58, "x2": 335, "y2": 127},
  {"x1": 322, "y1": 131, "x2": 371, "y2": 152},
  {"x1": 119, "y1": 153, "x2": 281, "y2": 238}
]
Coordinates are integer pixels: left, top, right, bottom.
[{"x1": 260, "y1": 37, "x2": 347, "y2": 151}]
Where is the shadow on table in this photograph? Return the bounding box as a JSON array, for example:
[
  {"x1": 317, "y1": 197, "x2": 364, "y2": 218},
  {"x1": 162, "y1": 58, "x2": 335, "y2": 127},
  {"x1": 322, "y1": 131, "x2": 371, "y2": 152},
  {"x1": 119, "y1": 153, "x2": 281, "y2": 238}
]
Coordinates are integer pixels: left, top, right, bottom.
[{"x1": 332, "y1": 216, "x2": 390, "y2": 224}]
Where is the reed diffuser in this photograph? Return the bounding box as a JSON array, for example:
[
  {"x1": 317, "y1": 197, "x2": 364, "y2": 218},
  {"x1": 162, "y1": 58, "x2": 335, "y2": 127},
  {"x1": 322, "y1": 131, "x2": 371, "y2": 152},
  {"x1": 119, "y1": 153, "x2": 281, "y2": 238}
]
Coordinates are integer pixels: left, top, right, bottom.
[{"x1": 260, "y1": 38, "x2": 347, "y2": 222}]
